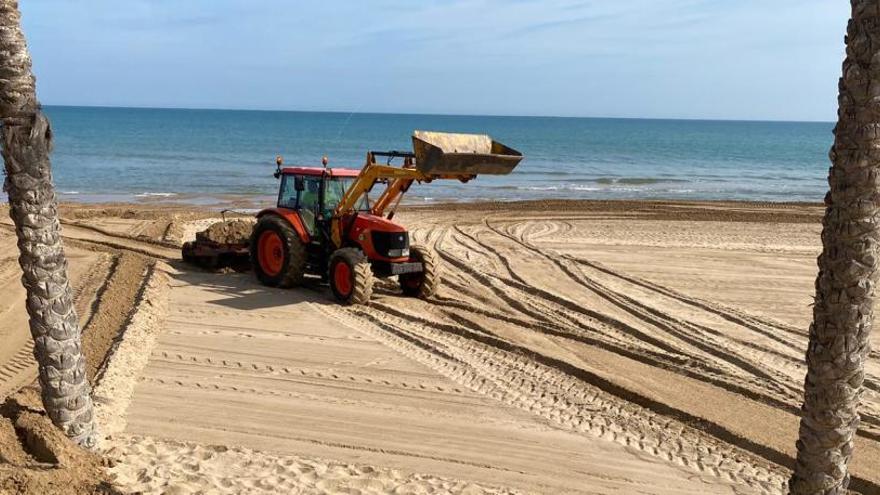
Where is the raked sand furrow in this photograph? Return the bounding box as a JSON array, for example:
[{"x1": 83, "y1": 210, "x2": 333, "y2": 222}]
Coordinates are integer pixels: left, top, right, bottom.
[{"x1": 0, "y1": 244, "x2": 110, "y2": 400}]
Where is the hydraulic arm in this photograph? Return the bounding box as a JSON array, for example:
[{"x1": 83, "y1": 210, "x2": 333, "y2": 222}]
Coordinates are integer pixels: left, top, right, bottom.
[{"x1": 330, "y1": 151, "x2": 463, "y2": 247}]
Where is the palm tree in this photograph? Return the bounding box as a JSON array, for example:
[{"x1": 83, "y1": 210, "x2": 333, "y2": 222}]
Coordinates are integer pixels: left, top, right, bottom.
[
  {"x1": 0, "y1": 0, "x2": 97, "y2": 447},
  {"x1": 790, "y1": 1, "x2": 878, "y2": 493}
]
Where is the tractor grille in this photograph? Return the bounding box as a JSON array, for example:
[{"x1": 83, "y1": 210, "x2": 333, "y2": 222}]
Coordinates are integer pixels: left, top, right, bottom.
[{"x1": 371, "y1": 231, "x2": 409, "y2": 258}]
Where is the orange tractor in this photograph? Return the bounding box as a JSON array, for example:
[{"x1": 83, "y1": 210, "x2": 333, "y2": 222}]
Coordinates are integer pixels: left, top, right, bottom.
[{"x1": 248, "y1": 131, "x2": 521, "y2": 304}]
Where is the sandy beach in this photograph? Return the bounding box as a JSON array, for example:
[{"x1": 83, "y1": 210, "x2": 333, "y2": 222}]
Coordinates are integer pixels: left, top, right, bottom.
[{"x1": 1, "y1": 199, "x2": 879, "y2": 494}]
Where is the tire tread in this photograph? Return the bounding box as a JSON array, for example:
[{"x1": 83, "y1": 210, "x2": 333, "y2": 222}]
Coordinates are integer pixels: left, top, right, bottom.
[
  {"x1": 330, "y1": 248, "x2": 374, "y2": 305},
  {"x1": 401, "y1": 244, "x2": 441, "y2": 299},
  {"x1": 250, "y1": 215, "x2": 306, "y2": 288}
]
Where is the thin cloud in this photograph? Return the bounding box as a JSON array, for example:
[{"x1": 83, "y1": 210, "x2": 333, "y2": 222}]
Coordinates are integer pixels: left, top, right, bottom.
[{"x1": 503, "y1": 13, "x2": 619, "y2": 37}]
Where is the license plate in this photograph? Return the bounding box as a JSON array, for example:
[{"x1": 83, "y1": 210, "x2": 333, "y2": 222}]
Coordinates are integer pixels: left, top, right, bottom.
[{"x1": 391, "y1": 262, "x2": 422, "y2": 275}]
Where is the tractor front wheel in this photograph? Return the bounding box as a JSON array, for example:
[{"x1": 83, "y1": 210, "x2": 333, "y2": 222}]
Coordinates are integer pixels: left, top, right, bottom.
[
  {"x1": 329, "y1": 248, "x2": 374, "y2": 305},
  {"x1": 250, "y1": 215, "x2": 306, "y2": 288},
  {"x1": 400, "y1": 244, "x2": 440, "y2": 299}
]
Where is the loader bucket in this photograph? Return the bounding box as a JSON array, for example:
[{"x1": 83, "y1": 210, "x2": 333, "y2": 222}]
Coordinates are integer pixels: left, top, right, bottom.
[{"x1": 412, "y1": 130, "x2": 523, "y2": 176}]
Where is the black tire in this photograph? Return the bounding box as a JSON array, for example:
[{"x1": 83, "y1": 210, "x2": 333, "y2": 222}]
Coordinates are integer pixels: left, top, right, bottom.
[
  {"x1": 329, "y1": 248, "x2": 374, "y2": 305},
  {"x1": 250, "y1": 215, "x2": 306, "y2": 288},
  {"x1": 399, "y1": 244, "x2": 440, "y2": 299}
]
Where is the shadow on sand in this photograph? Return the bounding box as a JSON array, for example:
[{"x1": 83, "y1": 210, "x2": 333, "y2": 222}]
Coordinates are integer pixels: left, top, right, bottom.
[{"x1": 165, "y1": 261, "x2": 399, "y2": 312}]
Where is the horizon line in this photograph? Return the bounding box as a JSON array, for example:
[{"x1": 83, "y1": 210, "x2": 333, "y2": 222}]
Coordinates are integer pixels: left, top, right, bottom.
[{"x1": 40, "y1": 103, "x2": 835, "y2": 125}]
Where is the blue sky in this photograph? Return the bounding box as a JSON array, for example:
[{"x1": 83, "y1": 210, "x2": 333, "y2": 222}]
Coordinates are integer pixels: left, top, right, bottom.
[{"x1": 21, "y1": 0, "x2": 847, "y2": 121}]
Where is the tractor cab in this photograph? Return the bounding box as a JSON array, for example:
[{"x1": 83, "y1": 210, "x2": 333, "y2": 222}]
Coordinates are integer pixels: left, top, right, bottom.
[{"x1": 275, "y1": 166, "x2": 365, "y2": 237}]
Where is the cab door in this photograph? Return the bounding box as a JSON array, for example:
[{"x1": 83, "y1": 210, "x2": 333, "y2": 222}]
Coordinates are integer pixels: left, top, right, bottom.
[{"x1": 277, "y1": 174, "x2": 322, "y2": 237}]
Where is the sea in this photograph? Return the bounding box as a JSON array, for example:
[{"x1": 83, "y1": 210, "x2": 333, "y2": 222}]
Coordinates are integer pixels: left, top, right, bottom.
[{"x1": 4, "y1": 106, "x2": 834, "y2": 206}]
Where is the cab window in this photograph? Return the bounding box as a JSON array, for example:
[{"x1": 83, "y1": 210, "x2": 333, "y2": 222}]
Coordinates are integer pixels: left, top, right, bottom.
[
  {"x1": 278, "y1": 175, "x2": 298, "y2": 209},
  {"x1": 277, "y1": 174, "x2": 321, "y2": 210},
  {"x1": 278, "y1": 174, "x2": 322, "y2": 236},
  {"x1": 325, "y1": 177, "x2": 370, "y2": 213}
]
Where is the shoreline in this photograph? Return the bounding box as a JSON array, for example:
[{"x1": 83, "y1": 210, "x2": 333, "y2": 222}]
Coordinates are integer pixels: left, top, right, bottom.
[
  {"x1": 51, "y1": 197, "x2": 826, "y2": 225},
  {"x1": 45, "y1": 189, "x2": 828, "y2": 207},
  {"x1": 50, "y1": 196, "x2": 825, "y2": 208}
]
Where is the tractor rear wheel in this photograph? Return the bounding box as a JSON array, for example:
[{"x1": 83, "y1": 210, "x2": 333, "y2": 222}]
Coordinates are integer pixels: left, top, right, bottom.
[
  {"x1": 329, "y1": 248, "x2": 374, "y2": 305},
  {"x1": 250, "y1": 215, "x2": 306, "y2": 288},
  {"x1": 400, "y1": 244, "x2": 440, "y2": 299}
]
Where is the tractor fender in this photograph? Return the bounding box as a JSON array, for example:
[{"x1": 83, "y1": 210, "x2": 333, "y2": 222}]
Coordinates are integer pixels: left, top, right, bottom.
[{"x1": 255, "y1": 208, "x2": 310, "y2": 244}]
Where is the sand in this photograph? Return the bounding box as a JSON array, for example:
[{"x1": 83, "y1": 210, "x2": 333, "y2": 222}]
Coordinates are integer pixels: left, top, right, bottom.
[
  {"x1": 119, "y1": 267, "x2": 734, "y2": 494},
  {"x1": 105, "y1": 435, "x2": 523, "y2": 494},
  {"x1": 195, "y1": 219, "x2": 255, "y2": 245},
  {"x1": 0, "y1": 206, "x2": 163, "y2": 494},
  {"x1": 1, "y1": 199, "x2": 879, "y2": 494},
  {"x1": 0, "y1": 387, "x2": 111, "y2": 495}
]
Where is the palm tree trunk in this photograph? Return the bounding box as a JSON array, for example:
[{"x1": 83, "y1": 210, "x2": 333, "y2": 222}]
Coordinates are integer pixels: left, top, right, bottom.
[
  {"x1": 0, "y1": 0, "x2": 97, "y2": 447},
  {"x1": 790, "y1": 1, "x2": 879, "y2": 493}
]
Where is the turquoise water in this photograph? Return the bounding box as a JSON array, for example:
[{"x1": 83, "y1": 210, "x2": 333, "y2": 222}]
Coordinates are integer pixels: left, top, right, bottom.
[{"x1": 16, "y1": 106, "x2": 834, "y2": 205}]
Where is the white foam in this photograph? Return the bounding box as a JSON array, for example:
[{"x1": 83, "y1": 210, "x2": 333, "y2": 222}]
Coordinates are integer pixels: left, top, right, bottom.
[
  {"x1": 520, "y1": 185, "x2": 602, "y2": 192},
  {"x1": 135, "y1": 192, "x2": 178, "y2": 198}
]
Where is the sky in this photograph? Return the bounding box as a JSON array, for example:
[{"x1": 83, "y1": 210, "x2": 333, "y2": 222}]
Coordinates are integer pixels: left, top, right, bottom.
[{"x1": 20, "y1": 0, "x2": 848, "y2": 121}]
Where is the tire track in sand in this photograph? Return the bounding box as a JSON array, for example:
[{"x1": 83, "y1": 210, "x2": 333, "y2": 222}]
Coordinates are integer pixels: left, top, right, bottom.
[
  {"x1": 439, "y1": 226, "x2": 800, "y2": 416},
  {"x1": 485, "y1": 218, "x2": 880, "y2": 442},
  {"x1": 316, "y1": 300, "x2": 789, "y2": 493},
  {"x1": 339, "y1": 214, "x2": 880, "y2": 491}
]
